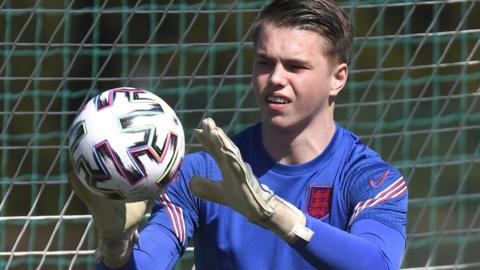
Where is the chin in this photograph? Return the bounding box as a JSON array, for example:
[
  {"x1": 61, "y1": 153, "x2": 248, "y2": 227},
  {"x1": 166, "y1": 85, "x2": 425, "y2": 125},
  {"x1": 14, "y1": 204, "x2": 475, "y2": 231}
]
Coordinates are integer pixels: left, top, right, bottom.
[
  {"x1": 263, "y1": 112, "x2": 324, "y2": 135},
  {"x1": 262, "y1": 115, "x2": 297, "y2": 131}
]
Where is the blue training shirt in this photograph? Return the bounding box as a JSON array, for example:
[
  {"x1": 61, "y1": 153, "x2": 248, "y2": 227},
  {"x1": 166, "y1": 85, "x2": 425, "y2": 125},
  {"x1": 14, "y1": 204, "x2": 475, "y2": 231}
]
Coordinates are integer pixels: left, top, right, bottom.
[{"x1": 98, "y1": 122, "x2": 408, "y2": 270}]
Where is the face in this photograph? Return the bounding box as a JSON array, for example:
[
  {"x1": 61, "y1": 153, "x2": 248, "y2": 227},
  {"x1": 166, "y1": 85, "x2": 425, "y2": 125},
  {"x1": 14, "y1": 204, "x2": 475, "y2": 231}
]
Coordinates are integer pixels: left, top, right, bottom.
[{"x1": 252, "y1": 23, "x2": 347, "y2": 132}]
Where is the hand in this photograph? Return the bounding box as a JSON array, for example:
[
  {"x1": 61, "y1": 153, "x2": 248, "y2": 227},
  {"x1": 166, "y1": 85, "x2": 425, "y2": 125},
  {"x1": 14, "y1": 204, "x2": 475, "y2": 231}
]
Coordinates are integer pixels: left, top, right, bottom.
[
  {"x1": 68, "y1": 173, "x2": 155, "y2": 265},
  {"x1": 189, "y1": 118, "x2": 314, "y2": 243}
]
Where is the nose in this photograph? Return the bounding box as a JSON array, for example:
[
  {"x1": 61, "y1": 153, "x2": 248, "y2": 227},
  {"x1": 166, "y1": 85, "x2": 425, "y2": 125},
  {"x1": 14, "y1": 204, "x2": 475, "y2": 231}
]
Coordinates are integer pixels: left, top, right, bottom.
[{"x1": 269, "y1": 63, "x2": 287, "y2": 87}]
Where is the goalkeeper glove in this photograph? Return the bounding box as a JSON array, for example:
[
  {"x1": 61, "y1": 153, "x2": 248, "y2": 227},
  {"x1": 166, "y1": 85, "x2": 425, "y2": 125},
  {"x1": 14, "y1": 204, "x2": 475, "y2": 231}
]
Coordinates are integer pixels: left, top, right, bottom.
[
  {"x1": 189, "y1": 118, "x2": 314, "y2": 243},
  {"x1": 68, "y1": 173, "x2": 154, "y2": 266}
]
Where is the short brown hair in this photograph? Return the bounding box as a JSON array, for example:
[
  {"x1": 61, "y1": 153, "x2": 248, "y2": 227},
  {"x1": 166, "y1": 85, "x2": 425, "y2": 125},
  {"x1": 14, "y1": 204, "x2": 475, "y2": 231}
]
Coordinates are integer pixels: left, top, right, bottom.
[{"x1": 252, "y1": 0, "x2": 353, "y2": 65}]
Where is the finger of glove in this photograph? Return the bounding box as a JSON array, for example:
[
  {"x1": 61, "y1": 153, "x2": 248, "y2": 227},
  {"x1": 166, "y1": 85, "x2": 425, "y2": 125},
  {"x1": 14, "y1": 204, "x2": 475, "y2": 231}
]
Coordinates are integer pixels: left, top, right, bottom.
[
  {"x1": 68, "y1": 173, "x2": 132, "y2": 236},
  {"x1": 194, "y1": 127, "x2": 215, "y2": 154},
  {"x1": 67, "y1": 172, "x2": 124, "y2": 219},
  {"x1": 201, "y1": 118, "x2": 240, "y2": 156},
  {"x1": 210, "y1": 129, "x2": 250, "y2": 183},
  {"x1": 195, "y1": 124, "x2": 231, "y2": 170},
  {"x1": 189, "y1": 176, "x2": 227, "y2": 205},
  {"x1": 196, "y1": 118, "x2": 224, "y2": 157},
  {"x1": 198, "y1": 118, "x2": 243, "y2": 168},
  {"x1": 124, "y1": 200, "x2": 149, "y2": 229},
  {"x1": 198, "y1": 119, "x2": 248, "y2": 185},
  {"x1": 68, "y1": 172, "x2": 95, "y2": 205}
]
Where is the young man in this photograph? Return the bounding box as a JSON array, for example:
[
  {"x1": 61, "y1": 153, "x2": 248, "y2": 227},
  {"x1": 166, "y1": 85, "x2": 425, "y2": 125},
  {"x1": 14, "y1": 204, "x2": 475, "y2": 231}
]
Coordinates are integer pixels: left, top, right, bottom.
[{"x1": 71, "y1": 0, "x2": 408, "y2": 269}]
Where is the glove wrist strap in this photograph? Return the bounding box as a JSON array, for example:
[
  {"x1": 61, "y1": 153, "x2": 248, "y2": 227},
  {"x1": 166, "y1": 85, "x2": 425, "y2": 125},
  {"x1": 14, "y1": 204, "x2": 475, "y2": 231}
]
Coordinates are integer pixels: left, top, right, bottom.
[
  {"x1": 263, "y1": 196, "x2": 314, "y2": 243},
  {"x1": 286, "y1": 222, "x2": 314, "y2": 242},
  {"x1": 95, "y1": 227, "x2": 138, "y2": 264}
]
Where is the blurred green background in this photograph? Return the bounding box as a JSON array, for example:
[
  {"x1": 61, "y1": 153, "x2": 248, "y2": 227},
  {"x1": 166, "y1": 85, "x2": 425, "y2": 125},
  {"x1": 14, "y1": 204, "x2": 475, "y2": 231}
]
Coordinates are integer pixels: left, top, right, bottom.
[{"x1": 1, "y1": 0, "x2": 480, "y2": 269}]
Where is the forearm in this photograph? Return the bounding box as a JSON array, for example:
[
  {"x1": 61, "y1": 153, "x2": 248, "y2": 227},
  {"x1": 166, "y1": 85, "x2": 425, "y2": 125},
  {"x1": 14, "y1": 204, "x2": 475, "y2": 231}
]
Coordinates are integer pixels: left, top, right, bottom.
[{"x1": 291, "y1": 218, "x2": 405, "y2": 270}]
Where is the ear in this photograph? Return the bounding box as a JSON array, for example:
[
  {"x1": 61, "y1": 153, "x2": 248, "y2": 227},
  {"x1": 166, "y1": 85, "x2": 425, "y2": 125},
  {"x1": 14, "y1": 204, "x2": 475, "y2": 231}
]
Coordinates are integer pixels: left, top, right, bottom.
[{"x1": 329, "y1": 63, "x2": 348, "y2": 97}]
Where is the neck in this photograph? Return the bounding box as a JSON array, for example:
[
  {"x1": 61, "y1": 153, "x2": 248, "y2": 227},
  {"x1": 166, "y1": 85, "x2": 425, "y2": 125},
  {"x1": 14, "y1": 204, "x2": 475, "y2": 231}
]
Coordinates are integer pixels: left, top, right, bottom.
[{"x1": 261, "y1": 116, "x2": 336, "y2": 165}]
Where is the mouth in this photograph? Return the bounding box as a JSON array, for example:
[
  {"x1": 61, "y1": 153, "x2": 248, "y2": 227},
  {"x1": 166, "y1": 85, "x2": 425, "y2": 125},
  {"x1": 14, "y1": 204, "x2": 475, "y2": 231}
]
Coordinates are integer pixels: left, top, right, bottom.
[{"x1": 266, "y1": 95, "x2": 291, "y2": 105}]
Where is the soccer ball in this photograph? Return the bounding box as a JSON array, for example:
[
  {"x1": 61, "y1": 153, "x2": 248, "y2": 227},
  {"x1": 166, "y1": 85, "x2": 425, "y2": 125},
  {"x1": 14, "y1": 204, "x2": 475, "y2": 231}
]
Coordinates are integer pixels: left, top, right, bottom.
[{"x1": 68, "y1": 87, "x2": 185, "y2": 202}]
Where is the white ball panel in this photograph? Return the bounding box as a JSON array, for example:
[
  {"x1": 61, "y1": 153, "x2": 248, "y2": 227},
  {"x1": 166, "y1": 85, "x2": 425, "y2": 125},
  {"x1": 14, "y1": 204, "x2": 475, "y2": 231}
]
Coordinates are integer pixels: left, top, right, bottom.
[{"x1": 68, "y1": 88, "x2": 185, "y2": 202}]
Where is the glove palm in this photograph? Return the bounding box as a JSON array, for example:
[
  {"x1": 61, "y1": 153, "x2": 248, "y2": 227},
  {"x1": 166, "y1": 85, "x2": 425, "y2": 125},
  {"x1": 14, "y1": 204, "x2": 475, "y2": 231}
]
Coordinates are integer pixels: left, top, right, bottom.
[
  {"x1": 190, "y1": 118, "x2": 313, "y2": 242},
  {"x1": 68, "y1": 173, "x2": 153, "y2": 262},
  {"x1": 190, "y1": 119, "x2": 275, "y2": 223}
]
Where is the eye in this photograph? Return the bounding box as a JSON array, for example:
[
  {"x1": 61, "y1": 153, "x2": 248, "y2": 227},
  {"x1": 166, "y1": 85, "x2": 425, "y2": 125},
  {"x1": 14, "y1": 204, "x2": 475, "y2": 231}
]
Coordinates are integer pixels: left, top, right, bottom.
[
  {"x1": 290, "y1": 65, "x2": 305, "y2": 69},
  {"x1": 257, "y1": 59, "x2": 273, "y2": 67},
  {"x1": 286, "y1": 64, "x2": 308, "y2": 72}
]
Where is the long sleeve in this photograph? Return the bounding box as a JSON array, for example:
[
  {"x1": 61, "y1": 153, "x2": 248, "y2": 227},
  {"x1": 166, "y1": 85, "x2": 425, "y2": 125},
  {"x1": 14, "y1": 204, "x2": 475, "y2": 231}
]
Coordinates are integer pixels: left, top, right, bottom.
[
  {"x1": 290, "y1": 159, "x2": 408, "y2": 269},
  {"x1": 293, "y1": 218, "x2": 405, "y2": 269}
]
